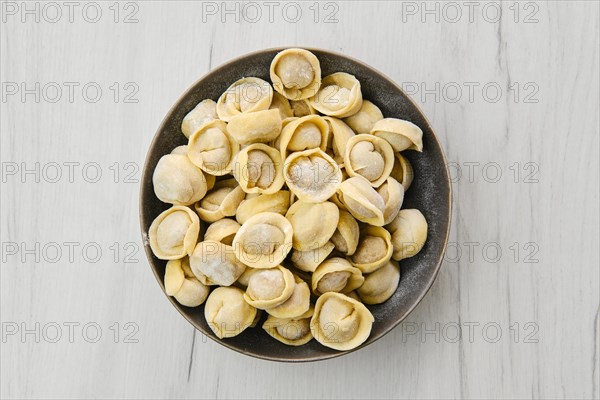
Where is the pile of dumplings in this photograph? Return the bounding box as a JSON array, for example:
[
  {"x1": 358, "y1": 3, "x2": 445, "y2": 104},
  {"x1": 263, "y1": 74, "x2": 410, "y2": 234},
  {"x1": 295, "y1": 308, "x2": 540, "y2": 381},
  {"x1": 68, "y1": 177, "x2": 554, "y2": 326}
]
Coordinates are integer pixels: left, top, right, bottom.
[{"x1": 149, "y1": 48, "x2": 428, "y2": 351}]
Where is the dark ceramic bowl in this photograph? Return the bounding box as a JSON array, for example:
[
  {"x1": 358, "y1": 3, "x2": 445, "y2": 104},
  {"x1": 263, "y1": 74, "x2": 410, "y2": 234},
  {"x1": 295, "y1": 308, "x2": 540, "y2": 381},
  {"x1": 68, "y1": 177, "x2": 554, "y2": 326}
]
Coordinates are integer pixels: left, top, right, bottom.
[{"x1": 140, "y1": 47, "x2": 452, "y2": 362}]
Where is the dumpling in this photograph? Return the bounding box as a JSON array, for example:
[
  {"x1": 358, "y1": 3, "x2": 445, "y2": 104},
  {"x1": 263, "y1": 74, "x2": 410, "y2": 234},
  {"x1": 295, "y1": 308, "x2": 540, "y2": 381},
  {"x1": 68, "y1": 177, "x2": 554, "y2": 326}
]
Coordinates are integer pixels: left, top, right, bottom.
[
  {"x1": 311, "y1": 257, "x2": 364, "y2": 296},
  {"x1": 336, "y1": 176, "x2": 385, "y2": 226},
  {"x1": 269, "y1": 91, "x2": 294, "y2": 119},
  {"x1": 205, "y1": 287, "x2": 257, "y2": 339},
  {"x1": 357, "y1": 260, "x2": 400, "y2": 304},
  {"x1": 148, "y1": 206, "x2": 200, "y2": 260},
  {"x1": 329, "y1": 210, "x2": 360, "y2": 256},
  {"x1": 203, "y1": 218, "x2": 240, "y2": 245},
  {"x1": 188, "y1": 120, "x2": 239, "y2": 176},
  {"x1": 350, "y1": 226, "x2": 393, "y2": 273},
  {"x1": 171, "y1": 145, "x2": 189, "y2": 155},
  {"x1": 270, "y1": 48, "x2": 321, "y2": 100},
  {"x1": 266, "y1": 275, "x2": 311, "y2": 318},
  {"x1": 194, "y1": 179, "x2": 246, "y2": 223},
  {"x1": 390, "y1": 153, "x2": 414, "y2": 191},
  {"x1": 279, "y1": 115, "x2": 329, "y2": 159},
  {"x1": 377, "y1": 177, "x2": 404, "y2": 225},
  {"x1": 310, "y1": 292, "x2": 374, "y2": 351},
  {"x1": 371, "y1": 118, "x2": 423, "y2": 152},
  {"x1": 233, "y1": 143, "x2": 285, "y2": 194},
  {"x1": 386, "y1": 209, "x2": 428, "y2": 260},
  {"x1": 290, "y1": 241, "x2": 335, "y2": 272},
  {"x1": 344, "y1": 134, "x2": 394, "y2": 187},
  {"x1": 323, "y1": 116, "x2": 355, "y2": 164},
  {"x1": 190, "y1": 240, "x2": 246, "y2": 286},
  {"x1": 235, "y1": 266, "x2": 259, "y2": 289},
  {"x1": 284, "y1": 149, "x2": 342, "y2": 203},
  {"x1": 164, "y1": 257, "x2": 210, "y2": 307},
  {"x1": 232, "y1": 212, "x2": 293, "y2": 268},
  {"x1": 181, "y1": 99, "x2": 218, "y2": 138},
  {"x1": 216, "y1": 77, "x2": 273, "y2": 122},
  {"x1": 227, "y1": 108, "x2": 282, "y2": 145},
  {"x1": 310, "y1": 72, "x2": 363, "y2": 118},
  {"x1": 152, "y1": 153, "x2": 207, "y2": 206},
  {"x1": 343, "y1": 100, "x2": 383, "y2": 134},
  {"x1": 243, "y1": 265, "x2": 295, "y2": 309},
  {"x1": 235, "y1": 191, "x2": 290, "y2": 224},
  {"x1": 263, "y1": 306, "x2": 314, "y2": 346},
  {"x1": 285, "y1": 201, "x2": 339, "y2": 251},
  {"x1": 290, "y1": 99, "x2": 317, "y2": 117}
]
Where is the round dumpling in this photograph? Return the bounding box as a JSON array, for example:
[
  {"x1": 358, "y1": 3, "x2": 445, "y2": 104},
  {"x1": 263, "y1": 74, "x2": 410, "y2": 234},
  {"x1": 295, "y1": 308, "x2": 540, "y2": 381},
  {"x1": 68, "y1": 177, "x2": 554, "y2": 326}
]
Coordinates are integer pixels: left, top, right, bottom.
[
  {"x1": 279, "y1": 115, "x2": 329, "y2": 158},
  {"x1": 233, "y1": 143, "x2": 285, "y2": 195},
  {"x1": 188, "y1": 120, "x2": 239, "y2": 176},
  {"x1": 148, "y1": 206, "x2": 200, "y2": 260},
  {"x1": 263, "y1": 306, "x2": 314, "y2": 346},
  {"x1": 181, "y1": 99, "x2": 218, "y2": 138},
  {"x1": 329, "y1": 210, "x2": 360, "y2": 256},
  {"x1": 350, "y1": 226, "x2": 393, "y2": 273},
  {"x1": 344, "y1": 134, "x2": 394, "y2": 187},
  {"x1": 216, "y1": 77, "x2": 273, "y2": 122},
  {"x1": 164, "y1": 257, "x2": 209, "y2": 307},
  {"x1": 194, "y1": 179, "x2": 246, "y2": 223},
  {"x1": 190, "y1": 240, "x2": 246, "y2": 286},
  {"x1": 227, "y1": 108, "x2": 282, "y2": 145},
  {"x1": 290, "y1": 241, "x2": 335, "y2": 273},
  {"x1": 205, "y1": 287, "x2": 257, "y2": 338},
  {"x1": 311, "y1": 257, "x2": 364, "y2": 296},
  {"x1": 203, "y1": 218, "x2": 240, "y2": 245},
  {"x1": 236, "y1": 191, "x2": 290, "y2": 224},
  {"x1": 310, "y1": 292, "x2": 374, "y2": 351},
  {"x1": 152, "y1": 153, "x2": 207, "y2": 206},
  {"x1": 386, "y1": 209, "x2": 428, "y2": 260},
  {"x1": 232, "y1": 212, "x2": 293, "y2": 268},
  {"x1": 310, "y1": 72, "x2": 363, "y2": 118},
  {"x1": 285, "y1": 201, "x2": 339, "y2": 251},
  {"x1": 323, "y1": 116, "x2": 355, "y2": 164},
  {"x1": 266, "y1": 275, "x2": 311, "y2": 319},
  {"x1": 269, "y1": 91, "x2": 294, "y2": 119},
  {"x1": 358, "y1": 260, "x2": 400, "y2": 304},
  {"x1": 390, "y1": 153, "x2": 415, "y2": 191},
  {"x1": 270, "y1": 48, "x2": 321, "y2": 100},
  {"x1": 243, "y1": 265, "x2": 295, "y2": 309},
  {"x1": 284, "y1": 148, "x2": 342, "y2": 203},
  {"x1": 371, "y1": 118, "x2": 423, "y2": 152},
  {"x1": 343, "y1": 100, "x2": 383, "y2": 134},
  {"x1": 336, "y1": 176, "x2": 385, "y2": 226},
  {"x1": 377, "y1": 177, "x2": 404, "y2": 225}
]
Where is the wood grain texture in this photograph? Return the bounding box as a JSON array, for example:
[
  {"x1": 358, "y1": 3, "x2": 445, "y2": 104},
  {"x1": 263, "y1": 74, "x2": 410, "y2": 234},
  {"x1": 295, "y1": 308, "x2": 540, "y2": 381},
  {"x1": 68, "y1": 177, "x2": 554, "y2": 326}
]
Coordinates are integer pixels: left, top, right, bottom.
[{"x1": 1, "y1": 1, "x2": 598, "y2": 399}]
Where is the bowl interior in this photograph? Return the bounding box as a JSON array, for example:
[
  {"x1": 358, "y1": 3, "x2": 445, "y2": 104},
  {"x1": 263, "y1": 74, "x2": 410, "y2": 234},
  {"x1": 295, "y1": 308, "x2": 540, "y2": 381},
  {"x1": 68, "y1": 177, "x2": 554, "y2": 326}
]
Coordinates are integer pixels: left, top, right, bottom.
[{"x1": 140, "y1": 48, "x2": 452, "y2": 362}]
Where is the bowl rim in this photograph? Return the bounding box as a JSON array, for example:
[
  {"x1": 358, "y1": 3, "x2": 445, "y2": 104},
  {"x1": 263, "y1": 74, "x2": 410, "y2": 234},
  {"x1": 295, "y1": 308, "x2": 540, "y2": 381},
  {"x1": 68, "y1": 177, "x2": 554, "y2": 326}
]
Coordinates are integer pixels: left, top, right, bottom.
[{"x1": 139, "y1": 46, "x2": 453, "y2": 362}]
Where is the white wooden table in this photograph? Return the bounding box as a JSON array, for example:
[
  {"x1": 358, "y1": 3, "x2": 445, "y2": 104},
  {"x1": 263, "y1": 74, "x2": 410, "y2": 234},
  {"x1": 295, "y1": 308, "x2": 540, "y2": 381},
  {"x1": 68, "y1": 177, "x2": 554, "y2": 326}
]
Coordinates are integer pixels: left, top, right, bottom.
[{"x1": 1, "y1": 1, "x2": 598, "y2": 399}]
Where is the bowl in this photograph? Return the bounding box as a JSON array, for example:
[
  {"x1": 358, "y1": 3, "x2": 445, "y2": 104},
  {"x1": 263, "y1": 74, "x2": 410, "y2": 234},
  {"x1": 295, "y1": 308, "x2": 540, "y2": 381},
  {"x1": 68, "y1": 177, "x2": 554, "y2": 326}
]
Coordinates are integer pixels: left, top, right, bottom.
[{"x1": 139, "y1": 47, "x2": 452, "y2": 362}]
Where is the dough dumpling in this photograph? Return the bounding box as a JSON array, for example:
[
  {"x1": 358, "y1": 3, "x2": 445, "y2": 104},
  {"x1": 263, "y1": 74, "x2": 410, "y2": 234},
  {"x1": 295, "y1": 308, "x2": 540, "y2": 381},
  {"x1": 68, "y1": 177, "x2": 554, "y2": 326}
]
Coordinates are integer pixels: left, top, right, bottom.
[
  {"x1": 243, "y1": 265, "x2": 295, "y2": 309},
  {"x1": 310, "y1": 72, "x2": 363, "y2": 118},
  {"x1": 377, "y1": 177, "x2": 404, "y2": 225},
  {"x1": 290, "y1": 99, "x2": 317, "y2": 117},
  {"x1": 164, "y1": 257, "x2": 210, "y2": 307},
  {"x1": 371, "y1": 118, "x2": 423, "y2": 152},
  {"x1": 336, "y1": 176, "x2": 385, "y2": 226},
  {"x1": 190, "y1": 240, "x2": 246, "y2": 286},
  {"x1": 181, "y1": 99, "x2": 218, "y2": 138},
  {"x1": 344, "y1": 134, "x2": 394, "y2": 187},
  {"x1": 285, "y1": 201, "x2": 339, "y2": 251},
  {"x1": 232, "y1": 212, "x2": 293, "y2": 268},
  {"x1": 284, "y1": 148, "x2": 342, "y2": 203},
  {"x1": 390, "y1": 153, "x2": 415, "y2": 191},
  {"x1": 269, "y1": 92, "x2": 294, "y2": 119},
  {"x1": 351, "y1": 226, "x2": 393, "y2": 273},
  {"x1": 329, "y1": 210, "x2": 360, "y2": 256},
  {"x1": 236, "y1": 191, "x2": 290, "y2": 224},
  {"x1": 323, "y1": 116, "x2": 355, "y2": 164},
  {"x1": 203, "y1": 218, "x2": 240, "y2": 245},
  {"x1": 205, "y1": 287, "x2": 257, "y2": 338},
  {"x1": 290, "y1": 241, "x2": 335, "y2": 273},
  {"x1": 310, "y1": 292, "x2": 374, "y2": 351},
  {"x1": 266, "y1": 275, "x2": 311, "y2": 319},
  {"x1": 194, "y1": 179, "x2": 246, "y2": 223},
  {"x1": 148, "y1": 206, "x2": 200, "y2": 260},
  {"x1": 343, "y1": 100, "x2": 383, "y2": 134},
  {"x1": 188, "y1": 120, "x2": 239, "y2": 176},
  {"x1": 263, "y1": 306, "x2": 314, "y2": 346},
  {"x1": 233, "y1": 143, "x2": 285, "y2": 194},
  {"x1": 270, "y1": 48, "x2": 321, "y2": 100},
  {"x1": 386, "y1": 209, "x2": 428, "y2": 260},
  {"x1": 279, "y1": 115, "x2": 329, "y2": 159},
  {"x1": 153, "y1": 153, "x2": 207, "y2": 206},
  {"x1": 216, "y1": 77, "x2": 273, "y2": 122},
  {"x1": 312, "y1": 257, "x2": 364, "y2": 296},
  {"x1": 227, "y1": 108, "x2": 282, "y2": 145},
  {"x1": 358, "y1": 260, "x2": 400, "y2": 304}
]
